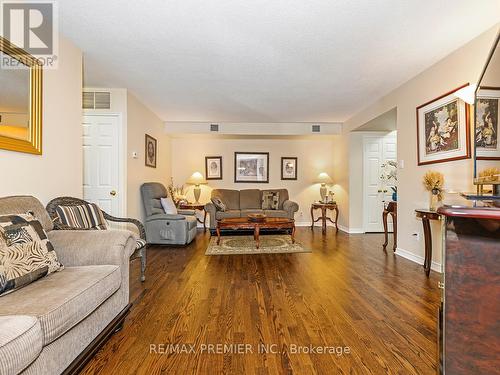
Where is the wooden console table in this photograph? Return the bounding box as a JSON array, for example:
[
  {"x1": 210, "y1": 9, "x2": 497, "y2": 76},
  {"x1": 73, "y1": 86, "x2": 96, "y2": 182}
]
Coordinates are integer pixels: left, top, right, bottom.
[
  {"x1": 310, "y1": 202, "x2": 339, "y2": 234},
  {"x1": 178, "y1": 203, "x2": 207, "y2": 231},
  {"x1": 415, "y1": 208, "x2": 442, "y2": 276},
  {"x1": 382, "y1": 201, "x2": 397, "y2": 251}
]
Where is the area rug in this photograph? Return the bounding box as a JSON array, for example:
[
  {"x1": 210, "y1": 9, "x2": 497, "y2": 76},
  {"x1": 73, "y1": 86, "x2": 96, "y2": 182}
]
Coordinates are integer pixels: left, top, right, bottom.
[{"x1": 205, "y1": 235, "x2": 310, "y2": 255}]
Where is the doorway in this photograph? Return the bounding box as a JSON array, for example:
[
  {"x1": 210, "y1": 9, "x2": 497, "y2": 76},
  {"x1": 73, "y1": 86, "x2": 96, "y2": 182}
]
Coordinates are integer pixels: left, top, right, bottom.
[
  {"x1": 362, "y1": 132, "x2": 397, "y2": 232},
  {"x1": 82, "y1": 113, "x2": 124, "y2": 217}
]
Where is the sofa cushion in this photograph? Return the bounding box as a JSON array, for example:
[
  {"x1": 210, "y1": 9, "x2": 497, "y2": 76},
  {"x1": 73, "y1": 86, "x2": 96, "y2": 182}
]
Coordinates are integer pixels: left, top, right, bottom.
[
  {"x1": 262, "y1": 189, "x2": 289, "y2": 209},
  {"x1": 0, "y1": 265, "x2": 121, "y2": 345},
  {"x1": 239, "y1": 189, "x2": 261, "y2": 209},
  {"x1": 212, "y1": 189, "x2": 240, "y2": 210},
  {"x1": 0, "y1": 214, "x2": 64, "y2": 296},
  {"x1": 0, "y1": 196, "x2": 53, "y2": 232},
  {"x1": 0, "y1": 315, "x2": 42, "y2": 375},
  {"x1": 261, "y1": 191, "x2": 280, "y2": 210},
  {"x1": 215, "y1": 210, "x2": 241, "y2": 220},
  {"x1": 264, "y1": 210, "x2": 289, "y2": 218},
  {"x1": 55, "y1": 203, "x2": 108, "y2": 230}
]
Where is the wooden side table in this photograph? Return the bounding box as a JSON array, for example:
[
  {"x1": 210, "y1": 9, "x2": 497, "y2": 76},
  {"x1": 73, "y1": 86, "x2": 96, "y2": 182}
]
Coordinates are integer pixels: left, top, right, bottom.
[
  {"x1": 382, "y1": 201, "x2": 397, "y2": 252},
  {"x1": 310, "y1": 202, "x2": 339, "y2": 234},
  {"x1": 415, "y1": 209, "x2": 442, "y2": 276},
  {"x1": 178, "y1": 203, "x2": 207, "y2": 231}
]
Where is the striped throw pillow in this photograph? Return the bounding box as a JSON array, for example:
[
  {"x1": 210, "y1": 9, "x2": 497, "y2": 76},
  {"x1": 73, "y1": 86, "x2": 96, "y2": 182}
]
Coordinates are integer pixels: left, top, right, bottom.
[{"x1": 55, "y1": 203, "x2": 108, "y2": 230}]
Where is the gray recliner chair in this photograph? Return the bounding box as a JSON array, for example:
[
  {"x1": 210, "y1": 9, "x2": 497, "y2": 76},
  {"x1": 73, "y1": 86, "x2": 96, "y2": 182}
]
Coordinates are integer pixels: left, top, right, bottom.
[{"x1": 140, "y1": 182, "x2": 197, "y2": 245}]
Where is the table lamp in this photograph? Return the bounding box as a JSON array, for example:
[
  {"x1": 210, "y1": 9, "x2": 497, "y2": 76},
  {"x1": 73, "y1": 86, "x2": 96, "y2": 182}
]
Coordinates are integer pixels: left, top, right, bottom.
[
  {"x1": 316, "y1": 172, "x2": 333, "y2": 202},
  {"x1": 186, "y1": 172, "x2": 207, "y2": 203}
]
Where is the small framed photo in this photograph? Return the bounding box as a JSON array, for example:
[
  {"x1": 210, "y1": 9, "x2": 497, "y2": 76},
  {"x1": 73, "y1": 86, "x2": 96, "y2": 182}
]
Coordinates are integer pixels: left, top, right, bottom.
[
  {"x1": 234, "y1": 152, "x2": 269, "y2": 183},
  {"x1": 145, "y1": 134, "x2": 157, "y2": 168},
  {"x1": 281, "y1": 157, "x2": 297, "y2": 180},
  {"x1": 476, "y1": 87, "x2": 500, "y2": 160},
  {"x1": 416, "y1": 84, "x2": 470, "y2": 165},
  {"x1": 205, "y1": 156, "x2": 223, "y2": 180}
]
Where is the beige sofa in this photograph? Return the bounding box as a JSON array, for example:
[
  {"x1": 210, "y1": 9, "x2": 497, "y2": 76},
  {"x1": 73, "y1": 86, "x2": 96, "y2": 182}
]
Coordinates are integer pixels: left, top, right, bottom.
[
  {"x1": 0, "y1": 196, "x2": 135, "y2": 375},
  {"x1": 204, "y1": 188, "x2": 299, "y2": 230}
]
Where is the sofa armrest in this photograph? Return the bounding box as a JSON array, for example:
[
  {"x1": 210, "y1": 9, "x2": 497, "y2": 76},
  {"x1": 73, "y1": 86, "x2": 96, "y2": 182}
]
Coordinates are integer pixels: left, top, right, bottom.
[
  {"x1": 146, "y1": 213, "x2": 187, "y2": 221},
  {"x1": 283, "y1": 200, "x2": 299, "y2": 215},
  {"x1": 47, "y1": 229, "x2": 136, "y2": 268},
  {"x1": 204, "y1": 202, "x2": 216, "y2": 214}
]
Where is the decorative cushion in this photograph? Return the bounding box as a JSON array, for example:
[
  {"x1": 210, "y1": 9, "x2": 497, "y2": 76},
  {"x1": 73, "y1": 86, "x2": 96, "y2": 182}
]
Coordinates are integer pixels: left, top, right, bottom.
[
  {"x1": 0, "y1": 213, "x2": 64, "y2": 296},
  {"x1": 211, "y1": 197, "x2": 227, "y2": 212},
  {"x1": 55, "y1": 203, "x2": 108, "y2": 230},
  {"x1": 160, "y1": 197, "x2": 178, "y2": 215},
  {"x1": 262, "y1": 191, "x2": 280, "y2": 210},
  {"x1": 0, "y1": 315, "x2": 43, "y2": 375},
  {"x1": 136, "y1": 238, "x2": 147, "y2": 249}
]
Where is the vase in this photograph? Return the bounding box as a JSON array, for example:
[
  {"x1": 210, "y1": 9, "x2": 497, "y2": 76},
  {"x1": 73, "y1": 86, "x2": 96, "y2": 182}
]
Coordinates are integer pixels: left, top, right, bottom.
[
  {"x1": 392, "y1": 191, "x2": 397, "y2": 201},
  {"x1": 429, "y1": 192, "x2": 439, "y2": 211}
]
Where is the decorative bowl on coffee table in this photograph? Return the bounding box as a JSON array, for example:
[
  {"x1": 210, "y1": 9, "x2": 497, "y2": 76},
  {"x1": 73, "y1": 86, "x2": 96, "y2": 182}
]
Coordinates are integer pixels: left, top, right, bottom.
[{"x1": 248, "y1": 213, "x2": 267, "y2": 222}]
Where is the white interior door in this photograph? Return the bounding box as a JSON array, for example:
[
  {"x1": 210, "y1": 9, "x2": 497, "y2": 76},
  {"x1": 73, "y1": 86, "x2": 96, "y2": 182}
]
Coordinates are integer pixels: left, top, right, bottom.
[
  {"x1": 363, "y1": 133, "x2": 397, "y2": 232},
  {"x1": 82, "y1": 114, "x2": 122, "y2": 217}
]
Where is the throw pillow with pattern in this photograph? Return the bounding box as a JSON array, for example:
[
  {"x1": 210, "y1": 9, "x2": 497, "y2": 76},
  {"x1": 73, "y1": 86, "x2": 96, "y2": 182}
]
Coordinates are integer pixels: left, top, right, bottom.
[
  {"x1": 0, "y1": 213, "x2": 63, "y2": 296},
  {"x1": 211, "y1": 197, "x2": 226, "y2": 212},
  {"x1": 262, "y1": 191, "x2": 280, "y2": 210},
  {"x1": 55, "y1": 203, "x2": 108, "y2": 230}
]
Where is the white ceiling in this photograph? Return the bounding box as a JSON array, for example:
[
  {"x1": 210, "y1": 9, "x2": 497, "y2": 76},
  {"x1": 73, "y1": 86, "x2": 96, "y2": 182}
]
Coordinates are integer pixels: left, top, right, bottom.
[{"x1": 60, "y1": 0, "x2": 500, "y2": 122}]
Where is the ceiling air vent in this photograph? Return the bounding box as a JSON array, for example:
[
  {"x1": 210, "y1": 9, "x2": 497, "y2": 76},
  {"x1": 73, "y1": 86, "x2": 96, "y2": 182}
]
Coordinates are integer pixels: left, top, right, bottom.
[
  {"x1": 82, "y1": 91, "x2": 111, "y2": 110},
  {"x1": 312, "y1": 124, "x2": 321, "y2": 133},
  {"x1": 210, "y1": 123, "x2": 219, "y2": 132}
]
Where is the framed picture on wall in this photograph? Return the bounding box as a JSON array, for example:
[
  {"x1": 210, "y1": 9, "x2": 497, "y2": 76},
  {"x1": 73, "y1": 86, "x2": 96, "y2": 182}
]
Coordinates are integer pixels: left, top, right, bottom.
[
  {"x1": 281, "y1": 157, "x2": 297, "y2": 180},
  {"x1": 145, "y1": 134, "x2": 157, "y2": 168},
  {"x1": 416, "y1": 84, "x2": 470, "y2": 165},
  {"x1": 475, "y1": 87, "x2": 500, "y2": 160},
  {"x1": 205, "y1": 156, "x2": 223, "y2": 180},
  {"x1": 234, "y1": 152, "x2": 269, "y2": 183}
]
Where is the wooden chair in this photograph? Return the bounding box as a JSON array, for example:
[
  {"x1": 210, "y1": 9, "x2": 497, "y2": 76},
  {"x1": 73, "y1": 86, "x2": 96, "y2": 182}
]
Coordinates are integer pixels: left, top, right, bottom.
[{"x1": 46, "y1": 197, "x2": 147, "y2": 282}]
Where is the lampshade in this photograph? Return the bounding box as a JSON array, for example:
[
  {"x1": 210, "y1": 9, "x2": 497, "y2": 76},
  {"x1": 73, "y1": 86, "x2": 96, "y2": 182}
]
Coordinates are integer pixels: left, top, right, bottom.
[
  {"x1": 186, "y1": 172, "x2": 207, "y2": 185},
  {"x1": 315, "y1": 172, "x2": 333, "y2": 184}
]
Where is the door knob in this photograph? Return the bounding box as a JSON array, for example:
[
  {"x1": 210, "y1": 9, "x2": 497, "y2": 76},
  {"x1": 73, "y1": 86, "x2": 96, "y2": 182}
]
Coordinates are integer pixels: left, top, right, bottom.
[
  {"x1": 383, "y1": 189, "x2": 388, "y2": 193},
  {"x1": 110, "y1": 190, "x2": 117, "y2": 196},
  {"x1": 377, "y1": 189, "x2": 382, "y2": 193}
]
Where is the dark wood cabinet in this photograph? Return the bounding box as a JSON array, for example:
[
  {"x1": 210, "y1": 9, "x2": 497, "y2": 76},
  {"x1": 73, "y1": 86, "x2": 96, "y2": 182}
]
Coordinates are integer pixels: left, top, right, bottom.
[{"x1": 438, "y1": 206, "x2": 500, "y2": 375}]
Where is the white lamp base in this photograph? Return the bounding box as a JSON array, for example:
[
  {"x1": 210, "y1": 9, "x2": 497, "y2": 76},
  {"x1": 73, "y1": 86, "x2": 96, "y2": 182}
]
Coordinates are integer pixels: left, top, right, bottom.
[{"x1": 320, "y1": 184, "x2": 327, "y2": 203}]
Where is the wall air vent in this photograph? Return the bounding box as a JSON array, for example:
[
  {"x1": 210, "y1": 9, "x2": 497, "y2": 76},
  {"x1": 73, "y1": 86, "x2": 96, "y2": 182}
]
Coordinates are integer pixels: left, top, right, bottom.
[
  {"x1": 312, "y1": 124, "x2": 321, "y2": 133},
  {"x1": 210, "y1": 123, "x2": 219, "y2": 132},
  {"x1": 82, "y1": 91, "x2": 111, "y2": 110}
]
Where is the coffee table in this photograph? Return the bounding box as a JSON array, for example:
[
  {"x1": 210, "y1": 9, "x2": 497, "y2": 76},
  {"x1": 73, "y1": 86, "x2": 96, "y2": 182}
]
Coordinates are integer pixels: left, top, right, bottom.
[{"x1": 216, "y1": 217, "x2": 295, "y2": 249}]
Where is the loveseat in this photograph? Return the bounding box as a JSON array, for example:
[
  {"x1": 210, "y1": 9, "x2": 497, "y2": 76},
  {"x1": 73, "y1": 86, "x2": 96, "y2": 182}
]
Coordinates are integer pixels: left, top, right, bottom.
[
  {"x1": 204, "y1": 189, "x2": 299, "y2": 230},
  {"x1": 0, "y1": 196, "x2": 135, "y2": 375}
]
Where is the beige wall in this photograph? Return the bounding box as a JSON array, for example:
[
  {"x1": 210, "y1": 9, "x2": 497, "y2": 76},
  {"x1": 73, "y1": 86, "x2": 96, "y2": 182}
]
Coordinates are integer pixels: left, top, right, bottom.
[
  {"x1": 170, "y1": 137, "x2": 337, "y2": 226},
  {"x1": 338, "y1": 26, "x2": 499, "y2": 268},
  {"x1": 0, "y1": 36, "x2": 83, "y2": 204},
  {"x1": 127, "y1": 92, "x2": 171, "y2": 221}
]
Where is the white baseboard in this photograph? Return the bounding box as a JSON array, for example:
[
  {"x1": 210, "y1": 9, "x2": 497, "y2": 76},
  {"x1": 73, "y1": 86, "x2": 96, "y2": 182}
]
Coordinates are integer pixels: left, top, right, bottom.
[{"x1": 395, "y1": 247, "x2": 442, "y2": 273}]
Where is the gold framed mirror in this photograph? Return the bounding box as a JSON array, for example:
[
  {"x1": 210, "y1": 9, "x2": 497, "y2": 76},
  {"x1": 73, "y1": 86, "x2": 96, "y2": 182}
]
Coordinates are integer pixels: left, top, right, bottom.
[{"x1": 0, "y1": 36, "x2": 42, "y2": 155}]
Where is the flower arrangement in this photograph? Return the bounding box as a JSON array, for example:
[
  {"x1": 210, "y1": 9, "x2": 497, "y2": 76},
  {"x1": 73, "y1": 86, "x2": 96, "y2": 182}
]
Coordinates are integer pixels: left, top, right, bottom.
[
  {"x1": 167, "y1": 177, "x2": 187, "y2": 205},
  {"x1": 380, "y1": 160, "x2": 398, "y2": 199},
  {"x1": 422, "y1": 171, "x2": 444, "y2": 210}
]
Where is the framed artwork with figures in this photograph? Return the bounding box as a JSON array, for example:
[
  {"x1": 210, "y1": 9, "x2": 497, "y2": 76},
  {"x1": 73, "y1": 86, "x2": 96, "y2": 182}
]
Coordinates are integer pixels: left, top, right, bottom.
[
  {"x1": 281, "y1": 157, "x2": 297, "y2": 180},
  {"x1": 205, "y1": 156, "x2": 223, "y2": 180},
  {"x1": 145, "y1": 134, "x2": 157, "y2": 168},
  {"x1": 234, "y1": 152, "x2": 269, "y2": 183},
  {"x1": 416, "y1": 84, "x2": 470, "y2": 165},
  {"x1": 475, "y1": 87, "x2": 500, "y2": 160}
]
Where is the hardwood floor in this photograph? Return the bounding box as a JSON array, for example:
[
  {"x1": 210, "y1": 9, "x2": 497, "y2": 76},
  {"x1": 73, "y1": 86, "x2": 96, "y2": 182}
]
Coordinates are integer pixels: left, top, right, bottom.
[{"x1": 81, "y1": 228, "x2": 440, "y2": 375}]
